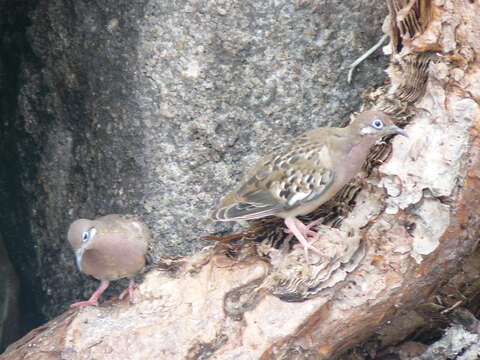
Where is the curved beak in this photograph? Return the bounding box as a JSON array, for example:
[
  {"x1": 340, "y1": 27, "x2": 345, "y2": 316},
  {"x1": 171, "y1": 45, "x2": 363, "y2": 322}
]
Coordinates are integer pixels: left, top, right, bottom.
[{"x1": 388, "y1": 125, "x2": 409, "y2": 138}]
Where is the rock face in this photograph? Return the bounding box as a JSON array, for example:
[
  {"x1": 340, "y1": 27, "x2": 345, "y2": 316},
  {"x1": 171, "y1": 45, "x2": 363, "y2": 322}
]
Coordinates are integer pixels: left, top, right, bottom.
[
  {"x1": 0, "y1": 0, "x2": 388, "y2": 323},
  {"x1": 0, "y1": 237, "x2": 21, "y2": 352}
]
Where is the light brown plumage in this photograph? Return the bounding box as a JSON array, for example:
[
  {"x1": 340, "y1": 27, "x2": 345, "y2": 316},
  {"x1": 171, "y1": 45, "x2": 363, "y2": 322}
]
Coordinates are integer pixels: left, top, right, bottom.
[
  {"x1": 208, "y1": 110, "x2": 407, "y2": 260},
  {"x1": 67, "y1": 214, "x2": 150, "y2": 307}
]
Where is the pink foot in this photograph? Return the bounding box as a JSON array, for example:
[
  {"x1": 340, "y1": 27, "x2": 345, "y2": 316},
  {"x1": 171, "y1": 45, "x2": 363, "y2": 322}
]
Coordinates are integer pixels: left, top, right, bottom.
[
  {"x1": 119, "y1": 278, "x2": 137, "y2": 302},
  {"x1": 304, "y1": 218, "x2": 323, "y2": 232},
  {"x1": 71, "y1": 280, "x2": 110, "y2": 308},
  {"x1": 284, "y1": 218, "x2": 322, "y2": 238},
  {"x1": 284, "y1": 217, "x2": 324, "y2": 261}
]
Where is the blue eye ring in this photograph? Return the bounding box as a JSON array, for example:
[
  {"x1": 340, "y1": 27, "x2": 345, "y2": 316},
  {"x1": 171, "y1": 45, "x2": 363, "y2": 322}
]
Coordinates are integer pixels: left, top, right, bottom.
[
  {"x1": 371, "y1": 118, "x2": 384, "y2": 129},
  {"x1": 81, "y1": 227, "x2": 96, "y2": 243},
  {"x1": 81, "y1": 230, "x2": 90, "y2": 243}
]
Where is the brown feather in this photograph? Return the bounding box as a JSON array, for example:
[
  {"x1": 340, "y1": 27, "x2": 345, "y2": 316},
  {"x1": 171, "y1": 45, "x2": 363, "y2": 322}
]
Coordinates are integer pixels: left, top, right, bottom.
[
  {"x1": 209, "y1": 111, "x2": 406, "y2": 222},
  {"x1": 68, "y1": 214, "x2": 150, "y2": 281}
]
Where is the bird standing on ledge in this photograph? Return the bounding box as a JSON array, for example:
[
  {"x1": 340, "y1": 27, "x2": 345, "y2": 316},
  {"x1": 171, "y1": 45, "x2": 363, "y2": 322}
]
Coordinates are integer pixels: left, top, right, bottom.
[
  {"x1": 67, "y1": 214, "x2": 150, "y2": 307},
  {"x1": 207, "y1": 110, "x2": 407, "y2": 261}
]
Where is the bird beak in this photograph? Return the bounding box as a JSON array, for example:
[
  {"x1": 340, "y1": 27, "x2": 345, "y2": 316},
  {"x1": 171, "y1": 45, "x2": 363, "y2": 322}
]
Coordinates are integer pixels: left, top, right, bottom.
[
  {"x1": 75, "y1": 247, "x2": 84, "y2": 271},
  {"x1": 388, "y1": 125, "x2": 409, "y2": 138}
]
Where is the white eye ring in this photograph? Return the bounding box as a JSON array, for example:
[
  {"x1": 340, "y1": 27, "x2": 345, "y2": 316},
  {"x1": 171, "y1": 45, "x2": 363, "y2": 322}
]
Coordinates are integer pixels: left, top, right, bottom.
[{"x1": 371, "y1": 118, "x2": 384, "y2": 129}]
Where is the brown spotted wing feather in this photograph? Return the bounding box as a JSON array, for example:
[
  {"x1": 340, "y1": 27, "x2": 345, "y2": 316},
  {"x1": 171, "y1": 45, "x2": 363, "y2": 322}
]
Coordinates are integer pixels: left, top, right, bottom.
[{"x1": 210, "y1": 128, "x2": 341, "y2": 221}]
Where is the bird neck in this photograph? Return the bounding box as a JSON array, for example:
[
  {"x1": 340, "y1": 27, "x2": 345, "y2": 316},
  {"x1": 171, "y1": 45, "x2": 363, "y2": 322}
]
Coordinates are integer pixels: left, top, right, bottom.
[
  {"x1": 335, "y1": 133, "x2": 377, "y2": 181},
  {"x1": 350, "y1": 136, "x2": 376, "y2": 157},
  {"x1": 332, "y1": 128, "x2": 375, "y2": 155}
]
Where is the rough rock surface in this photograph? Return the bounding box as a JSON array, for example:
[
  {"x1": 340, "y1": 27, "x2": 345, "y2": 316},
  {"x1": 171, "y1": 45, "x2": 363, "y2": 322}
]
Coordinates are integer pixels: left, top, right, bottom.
[
  {"x1": 413, "y1": 324, "x2": 480, "y2": 360},
  {"x1": 0, "y1": 237, "x2": 21, "y2": 352},
  {"x1": 0, "y1": 0, "x2": 388, "y2": 323}
]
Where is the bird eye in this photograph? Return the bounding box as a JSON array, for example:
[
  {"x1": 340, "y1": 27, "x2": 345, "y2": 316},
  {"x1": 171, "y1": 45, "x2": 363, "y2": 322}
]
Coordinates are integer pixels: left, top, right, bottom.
[
  {"x1": 81, "y1": 228, "x2": 96, "y2": 243},
  {"x1": 371, "y1": 118, "x2": 384, "y2": 129},
  {"x1": 81, "y1": 231, "x2": 90, "y2": 243}
]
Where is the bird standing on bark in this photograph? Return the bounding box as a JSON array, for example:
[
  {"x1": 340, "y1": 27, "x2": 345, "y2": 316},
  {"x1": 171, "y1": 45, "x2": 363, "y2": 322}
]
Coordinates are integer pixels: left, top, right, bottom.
[
  {"x1": 67, "y1": 214, "x2": 150, "y2": 307},
  {"x1": 207, "y1": 110, "x2": 407, "y2": 260}
]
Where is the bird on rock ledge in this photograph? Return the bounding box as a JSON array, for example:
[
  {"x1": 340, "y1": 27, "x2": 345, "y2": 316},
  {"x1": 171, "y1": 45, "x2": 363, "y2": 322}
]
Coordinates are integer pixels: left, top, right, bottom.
[
  {"x1": 207, "y1": 110, "x2": 408, "y2": 261},
  {"x1": 67, "y1": 214, "x2": 151, "y2": 308}
]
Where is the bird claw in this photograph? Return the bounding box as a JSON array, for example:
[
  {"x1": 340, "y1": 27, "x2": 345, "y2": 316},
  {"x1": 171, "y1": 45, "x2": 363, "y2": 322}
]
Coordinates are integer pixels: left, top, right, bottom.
[
  {"x1": 294, "y1": 232, "x2": 323, "y2": 261},
  {"x1": 304, "y1": 218, "x2": 323, "y2": 231},
  {"x1": 285, "y1": 217, "x2": 325, "y2": 262},
  {"x1": 285, "y1": 228, "x2": 317, "y2": 237},
  {"x1": 284, "y1": 218, "x2": 322, "y2": 236},
  {"x1": 70, "y1": 279, "x2": 109, "y2": 308},
  {"x1": 119, "y1": 279, "x2": 137, "y2": 302}
]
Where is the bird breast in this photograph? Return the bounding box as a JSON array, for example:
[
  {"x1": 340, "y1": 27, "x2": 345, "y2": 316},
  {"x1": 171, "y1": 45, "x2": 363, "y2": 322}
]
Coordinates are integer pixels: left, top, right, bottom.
[
  {"x1": 334, "y1": 139, "x2": 373, "y2": 183},
  {"x1": 80, "y1": 227, "x2": 148, "y2": 280}
]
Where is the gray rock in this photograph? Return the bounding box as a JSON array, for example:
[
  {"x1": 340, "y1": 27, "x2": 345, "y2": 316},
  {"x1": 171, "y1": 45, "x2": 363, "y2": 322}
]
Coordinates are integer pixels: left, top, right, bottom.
[
  {"x1": 0, "y1": 236, "x2": 21, "y2": 352},
  {"x1": 0, "y1": 0, "x2": 388, "y2": 321},
  {"x1": 412, "y1": 325, "x2": 480, "y2": 360}
]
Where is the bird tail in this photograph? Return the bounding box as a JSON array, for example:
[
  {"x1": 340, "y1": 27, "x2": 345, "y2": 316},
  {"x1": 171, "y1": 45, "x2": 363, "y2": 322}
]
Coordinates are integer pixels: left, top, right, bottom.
[{"x1": 206, "y1": 202, "x2": 280, "y2": 223}]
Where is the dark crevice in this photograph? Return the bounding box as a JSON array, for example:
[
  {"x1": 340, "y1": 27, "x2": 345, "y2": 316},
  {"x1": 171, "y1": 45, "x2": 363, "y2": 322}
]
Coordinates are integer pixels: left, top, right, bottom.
[{"x1": 0, "y1": 0, "x2": 46, "y2": 351}]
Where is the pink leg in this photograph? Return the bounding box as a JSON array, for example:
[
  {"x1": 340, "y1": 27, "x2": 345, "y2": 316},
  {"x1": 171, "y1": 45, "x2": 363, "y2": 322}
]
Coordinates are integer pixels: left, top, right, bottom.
[
  {"x1": 119, "y1": 278, "x2": 137, "y2": 302},
  {"x1": 304, "y1": 218, "x2": 323, "y2": 232},
  {"x1": 291, "y1": 217, "x2": 323, "y2": 247},
  {"x1": 284, "y1": 218, "x2": 323, "y2": 239},
  {"x1": 71, "y1": 280, "x2": 110, "y2": 308},
  {"x1": 284, "y1": 217, "x2": 324, "y2": 261}
]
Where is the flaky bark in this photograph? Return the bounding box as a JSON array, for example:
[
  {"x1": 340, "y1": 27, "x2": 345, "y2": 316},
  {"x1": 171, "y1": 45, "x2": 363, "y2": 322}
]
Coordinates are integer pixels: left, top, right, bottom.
[{"x1": 3, "y1": 1, "x2": 480, "y2": 359}]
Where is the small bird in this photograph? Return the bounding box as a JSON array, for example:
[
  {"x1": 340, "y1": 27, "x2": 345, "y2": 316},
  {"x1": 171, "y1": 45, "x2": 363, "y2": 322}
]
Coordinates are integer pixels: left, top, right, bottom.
[
  {"x1": 67, "y1": 214, "x2": 150, "y2": 308},
  {"x1": 207, "y1": 110, "x2": 407, "y2": 260}
]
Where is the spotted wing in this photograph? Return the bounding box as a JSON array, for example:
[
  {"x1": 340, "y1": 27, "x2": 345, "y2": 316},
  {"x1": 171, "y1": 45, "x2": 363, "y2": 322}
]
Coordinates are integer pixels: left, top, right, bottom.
[{"x1": 210, "y1": 137, "x2": 336, "y2": 221}]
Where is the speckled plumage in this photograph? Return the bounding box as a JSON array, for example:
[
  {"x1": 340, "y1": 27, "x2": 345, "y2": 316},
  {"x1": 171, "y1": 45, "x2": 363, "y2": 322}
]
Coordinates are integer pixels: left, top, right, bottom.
[
  {"x1": 208, "y1": 110, "x2": 407, "y2": 260},
  {"x1": 68, "y1": 214, "x2": 151, "y2": 307}
]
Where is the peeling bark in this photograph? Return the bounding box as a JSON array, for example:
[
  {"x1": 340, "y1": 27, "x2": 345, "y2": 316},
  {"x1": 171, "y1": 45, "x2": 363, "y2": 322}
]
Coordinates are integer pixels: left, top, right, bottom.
[{"x1": 3, "y1": 0, "x2": 480, "y2": 359}]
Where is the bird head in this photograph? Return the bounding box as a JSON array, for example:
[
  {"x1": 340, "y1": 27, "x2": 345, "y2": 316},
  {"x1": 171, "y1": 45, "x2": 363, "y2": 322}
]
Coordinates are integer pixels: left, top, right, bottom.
[
  {"x1": 352, "y1": 110, "x2": 408, "y2": 139},
  {"x1": 67, "y1": 219, "x2": 97, "y2": 271}
]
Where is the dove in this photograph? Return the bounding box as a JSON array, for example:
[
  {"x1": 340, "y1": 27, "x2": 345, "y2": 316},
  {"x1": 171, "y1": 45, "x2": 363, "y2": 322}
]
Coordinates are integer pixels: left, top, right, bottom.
[
  {"x1": 67, "y1": 214, "x2": 150, "y2": 307},
  {"x1": 208, "y1": 110, "x2": 407, "y2": 260}
]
